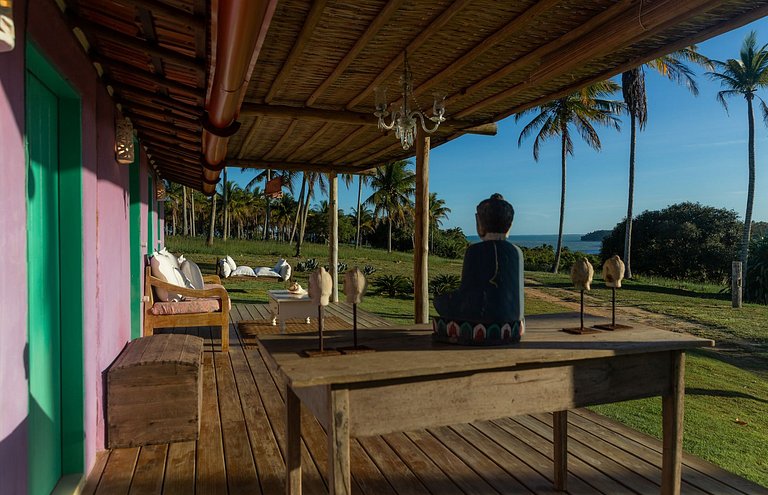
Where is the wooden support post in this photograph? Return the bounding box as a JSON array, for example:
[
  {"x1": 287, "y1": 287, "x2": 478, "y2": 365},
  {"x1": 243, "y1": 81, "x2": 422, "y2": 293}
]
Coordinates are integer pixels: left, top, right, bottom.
[
  {"x1": 329, "y1": 172, "x2": 339, "y2": 303},
  {"x1": 327, "y1": 388, "x2": 351, "y2": 495},
  {"x1": 414, "y1": 131, "x2": 430, "y2": 324},
  {"x1": 732, "y1": 261, "x2": 742, "y2": 308},
  {"x1": 286, "y1": 387, "x2": 302, "y2": 495},
  {"x1": 662, "y1": 351, "x2": 685, "y2": 495},
  {"x1": 553, "y1": 410, "x2": 568, "y2": 491}
]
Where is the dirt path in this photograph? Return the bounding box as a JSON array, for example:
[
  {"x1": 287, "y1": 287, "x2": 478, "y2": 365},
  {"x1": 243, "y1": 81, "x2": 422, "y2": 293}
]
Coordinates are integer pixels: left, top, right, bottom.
[{"x1": 525, "y1": 281, "x2": 768, "y2": 379}]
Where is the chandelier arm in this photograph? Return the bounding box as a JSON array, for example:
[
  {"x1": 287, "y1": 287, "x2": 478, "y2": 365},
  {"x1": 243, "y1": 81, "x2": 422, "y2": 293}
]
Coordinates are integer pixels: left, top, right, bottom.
[
  {"x1": 377, "y1": 111, "x2": 399, "y2": 131},
  {"x1": 413, "y1": 111, "x2": 442, "y2": 134}
]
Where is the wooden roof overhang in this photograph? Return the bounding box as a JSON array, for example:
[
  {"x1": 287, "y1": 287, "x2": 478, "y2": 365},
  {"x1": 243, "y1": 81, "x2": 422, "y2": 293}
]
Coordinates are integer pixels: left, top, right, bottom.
[{"x1": 55, "y1": 0, "x2": 768, "y2": 191}]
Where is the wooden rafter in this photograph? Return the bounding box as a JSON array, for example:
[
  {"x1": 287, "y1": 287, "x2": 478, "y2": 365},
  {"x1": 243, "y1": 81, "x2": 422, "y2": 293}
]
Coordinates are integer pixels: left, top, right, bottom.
[
  {"x1": 286, "y1": 123, "x2": 333, "y2": 161},
  {"x1": 236, "y1": 118, "x2": 263, "y2": 159},
  {"x1": 114, "y1": 86, "x2": 202, "y2": 112},
  {"x1": 305, "y1": 0, "x2": 405, "y2": 106},
  {"x1": 111, "y1": 0, "x2": 206, "y2": 30},
  {"x1": 309, "y1": 126, "x2": 369, "y2": 163},
  {"x1": 118, "y1": 99, "x2": 200, "y2": 121},
  {"x1": 125, "y1": 109, "x2": 201, "y2": 133},
  {"x1": 345, "y1": 0, "x2": 473, "y2": 110},
  {"x1": 264, "y1": 0, "x2": 329, "y2": 104},
  {"x1": 99, "y1": 61, "x2": 202, "y2": 99},
  {"x1": 227, "y1": 159, "x2": 374, "y2": 175},
  {"x1": 263, "y1": 120, "x2": 299, "y2": 161}
]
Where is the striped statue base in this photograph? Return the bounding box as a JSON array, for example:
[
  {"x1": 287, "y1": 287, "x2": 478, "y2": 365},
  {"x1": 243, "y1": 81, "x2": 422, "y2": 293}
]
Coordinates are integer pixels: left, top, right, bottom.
[{"x1": 432, "y1": 317, "x2": 525, "y2": 346}]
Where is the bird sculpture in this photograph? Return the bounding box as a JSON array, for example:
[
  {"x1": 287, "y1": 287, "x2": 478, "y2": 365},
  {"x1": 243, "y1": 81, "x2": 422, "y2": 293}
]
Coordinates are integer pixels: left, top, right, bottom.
[
  {"x1": 342, "y1": 268, "x2": 373, "y2": 352},
  {"x1": 305, "y1": 267, "x2": 336, "y2": 356},
  {"x1": 571, "y1": 257, "x2": 594, "y2": 291},
  {"x1": 602, "y1": 255, "x2": 625, "y2": 288}
]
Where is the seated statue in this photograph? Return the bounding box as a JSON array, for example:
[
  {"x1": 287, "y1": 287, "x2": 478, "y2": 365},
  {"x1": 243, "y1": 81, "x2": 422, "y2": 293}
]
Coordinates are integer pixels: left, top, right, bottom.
[{"x1": 433, "y1": 193, "x2": 525, "y2": 345}]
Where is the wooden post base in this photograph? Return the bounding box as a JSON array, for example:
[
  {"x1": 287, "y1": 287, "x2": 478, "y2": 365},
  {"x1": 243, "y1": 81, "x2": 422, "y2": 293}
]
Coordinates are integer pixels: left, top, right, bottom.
[
  {"x1": 562, "y1": 326, "x2": 601, "y2": 335},
  {"x1": 302, "y1": 349, "x2": 341, "y2": 358},
  {"x1": 593, "y1": 323, "x2": 633, "y2": 331}
]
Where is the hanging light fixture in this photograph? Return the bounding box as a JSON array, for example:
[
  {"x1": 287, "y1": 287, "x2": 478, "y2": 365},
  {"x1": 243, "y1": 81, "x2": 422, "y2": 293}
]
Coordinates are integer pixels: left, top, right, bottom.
[
  {"x1": 115, "y1": 117, "x2": 135, "y2": 164},
  {"x1": 155, "y1": 180, "x2": 166, "y2": 201},
  {"x1": 374, "y1": 52, "x2": 446, "y2": 150}
]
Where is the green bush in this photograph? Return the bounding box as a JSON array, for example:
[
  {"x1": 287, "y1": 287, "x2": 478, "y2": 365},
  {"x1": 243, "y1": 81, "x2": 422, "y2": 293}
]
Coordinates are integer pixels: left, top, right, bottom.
[
  {"x1": 429, "y1": 274, "x2": 461, "y2": 295},
  {"x1": 431, "y1": 227, "x2": 470, "y2": 259},
  {"x1": 520, "y1": 245, "x2": 600, "y2": 272},
  {"x1": 745, "y1": 235, "x2": 768, "y2": 304},
  {"x1": 601, "y1": 202, "x2": 741, "y2": 282},
  {"x1": 372, "y1": 275, "x2": 413, "y2": 297}
]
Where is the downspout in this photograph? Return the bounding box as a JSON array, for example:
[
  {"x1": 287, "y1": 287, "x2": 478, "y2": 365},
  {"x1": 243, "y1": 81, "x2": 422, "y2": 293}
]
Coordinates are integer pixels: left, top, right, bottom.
[{"x1": 201, "y1": 0, "x2": 277, "y2": 195}]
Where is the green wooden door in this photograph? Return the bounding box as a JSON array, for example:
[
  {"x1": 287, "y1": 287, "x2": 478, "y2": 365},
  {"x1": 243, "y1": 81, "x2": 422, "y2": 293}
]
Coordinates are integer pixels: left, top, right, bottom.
[{"x1": 26, "y1": 71, "x2": 63, "y2": 495}]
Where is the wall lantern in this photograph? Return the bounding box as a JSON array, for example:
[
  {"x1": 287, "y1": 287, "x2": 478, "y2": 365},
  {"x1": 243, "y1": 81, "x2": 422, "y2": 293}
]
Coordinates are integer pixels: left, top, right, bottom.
[
  {"x1": 155, "y1": 180, "x2": 166, "y2": 201},
  {"x1": 115, "y1": 117, "x2": 135, "y2": 164},
  {"x1": 0, "y1": 0, "x2": 14, "y2": 53}
]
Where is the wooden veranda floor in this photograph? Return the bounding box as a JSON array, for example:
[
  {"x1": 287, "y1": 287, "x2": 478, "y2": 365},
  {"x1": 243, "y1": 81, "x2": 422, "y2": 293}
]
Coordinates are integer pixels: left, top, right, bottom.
[{"x1": 83, "y1": 303, "x2": 767, "y2": 495}]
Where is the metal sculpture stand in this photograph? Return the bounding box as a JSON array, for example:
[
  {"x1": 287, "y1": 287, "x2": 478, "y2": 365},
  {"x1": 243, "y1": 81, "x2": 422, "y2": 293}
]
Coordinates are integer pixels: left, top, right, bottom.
[
  {"x1": 302, "y1": 305, "x2": 340, "y2": 357},
  {"x1": 593, "y1": 288, "x2": 632, "y2": 331},
  {"x1": 562, "y1": 290, "x2": 599, "y2": 334},
  {"x1": 339, "y1": 303, "x2": 375, "y2": 354}
]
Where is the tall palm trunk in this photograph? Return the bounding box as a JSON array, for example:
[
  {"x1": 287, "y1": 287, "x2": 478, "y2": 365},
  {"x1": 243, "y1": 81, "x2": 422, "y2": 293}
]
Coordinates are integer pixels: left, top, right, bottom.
[
  {"x1": 190, "y1": 193, "x2": 196, "y2": 236},
  {"x1": 182, "y1": 186, "x2": 188, "y2": 235},
  {"x1": 355, "y1": 176, "x2": 363, "y2": 248},
  {"x1": 741, "y1": 94, "x2": 756, "y2": 293},
  {"x1": 290, "y1": 174, "x2": 307, "y2": 244},
  {"x1": 552, "y1": 133, "x2": 567, "y2": 274},
  {"x1": 624, "y1": 113, "x2": 637, "y2": 279},
  {"x1": 206, "y1": 194, "x2": 217, "y2": 246},
  {"x1": 172, "y1": 211, "x2": 176, "y2": 236},
  {"x1": 387, "y1": 212, "x2": 393, "y2": 253},
  {"x1": 263, "y1": 169, "x2": 271, "y2": 240},
  {"x1": 295, "y1": 181, "x2": 313, "y2": 256},
  {"x1": 223, "y1": 168, "x2": 228, "y2": 241}
]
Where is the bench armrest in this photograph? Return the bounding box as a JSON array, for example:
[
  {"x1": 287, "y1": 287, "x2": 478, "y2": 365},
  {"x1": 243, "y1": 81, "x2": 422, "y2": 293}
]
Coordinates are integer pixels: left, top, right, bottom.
[{"x1": 203, "y1": 274, "x2": 222, "y2": 285}]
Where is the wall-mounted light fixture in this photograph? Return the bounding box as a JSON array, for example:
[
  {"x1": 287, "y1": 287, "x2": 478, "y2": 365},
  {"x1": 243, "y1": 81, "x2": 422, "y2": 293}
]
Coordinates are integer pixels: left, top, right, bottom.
[
  {"x1": 115, "y1": 117, "x2": 135, "y2": 164},
  {"x1": 155, "y1": 180, "x2": 166, "y2": 201}
]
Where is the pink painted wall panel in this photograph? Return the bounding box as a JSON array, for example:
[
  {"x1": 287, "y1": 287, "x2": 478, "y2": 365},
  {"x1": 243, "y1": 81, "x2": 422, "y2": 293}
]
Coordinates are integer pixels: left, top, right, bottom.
[{"x1": 0, "y1": 5, "x2": 29, "y2": 494}]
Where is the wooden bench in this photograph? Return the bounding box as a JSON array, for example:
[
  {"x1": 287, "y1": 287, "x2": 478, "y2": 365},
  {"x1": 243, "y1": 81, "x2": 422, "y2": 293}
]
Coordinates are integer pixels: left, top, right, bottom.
[
  {"x1": 107, "y1": 334, "x2": 204, "y2": 448},
  {"x1": 143, "y1": 265, "x2": 230, "y2": 352}
]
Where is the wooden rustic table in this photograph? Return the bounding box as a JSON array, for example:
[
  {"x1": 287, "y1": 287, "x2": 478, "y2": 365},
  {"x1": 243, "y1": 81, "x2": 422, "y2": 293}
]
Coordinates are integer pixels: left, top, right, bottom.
[
  {"x1": 268, "y1": 289, "x2": 314, "y2": 333},
  {"x1": 257, "y1": 313, "x2": 713, "y2": 495}
]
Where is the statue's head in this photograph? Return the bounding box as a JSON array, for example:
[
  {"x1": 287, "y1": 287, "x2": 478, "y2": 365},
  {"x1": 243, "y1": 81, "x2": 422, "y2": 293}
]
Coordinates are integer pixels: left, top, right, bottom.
[{"x1": 476, "y1": 193, "x2": 514, "y2": 239}]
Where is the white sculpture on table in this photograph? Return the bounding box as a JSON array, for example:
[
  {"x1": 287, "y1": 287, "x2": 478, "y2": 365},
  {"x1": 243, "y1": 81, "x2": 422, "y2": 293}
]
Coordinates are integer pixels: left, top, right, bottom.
[
  {"x1": 563, "y1": 258, "x2": 596, "y2": 334},
  {"x1": 341, "y1": 268, "x2": 374, "y2": 352},
  {"x1": 305, "y1": 267, "x2": 337, "y2": 356},
  {"x1": 595, "y1": 255, "x2": 632, "y2": 330}
]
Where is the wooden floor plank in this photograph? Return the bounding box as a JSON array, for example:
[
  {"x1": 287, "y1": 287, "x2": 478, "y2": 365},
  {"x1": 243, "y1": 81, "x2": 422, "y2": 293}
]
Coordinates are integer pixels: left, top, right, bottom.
[
  {"x1": 81, "y1": 450, "x2": 109, "y2": 495},
  {"x1": 162, "y1": 441, "x2": 196, "y2": 495},
  {"x1": 358, "y1": 435, "x2": 431, "y2": 495},
  {"x1": 95, "y1": 447, "x2": 139, "y2": 495},
  {"x1": 382, "y1": 432, "x2": 464, "y2": 495},
  {"x1": 128, "y1": 444, "x2": 168, "y2": 495},
  {"x1": 196, "y1": 351, "x2": 228, "y2": 495}
]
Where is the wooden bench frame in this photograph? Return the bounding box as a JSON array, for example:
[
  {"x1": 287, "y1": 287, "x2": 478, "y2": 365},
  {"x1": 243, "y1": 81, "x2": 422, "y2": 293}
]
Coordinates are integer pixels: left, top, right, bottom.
[{"x1": 143, "y1": 266, "x2": 230, "y2": 352}]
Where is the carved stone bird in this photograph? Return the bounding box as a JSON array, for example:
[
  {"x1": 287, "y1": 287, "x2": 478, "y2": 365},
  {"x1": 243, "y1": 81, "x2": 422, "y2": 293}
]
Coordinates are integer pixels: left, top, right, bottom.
[
  {"x1": 571, "y1": 257, "x2": 594, "y2": 291},
  {"x1": 344, "y1": 268, "x2": 367, "y2": 304},
  {"x1": 309, "y1": 267, "x2": 333, "y2": 306},
  {"x1": 602, "y1": 255, "x2": 625, "y2": 288}
]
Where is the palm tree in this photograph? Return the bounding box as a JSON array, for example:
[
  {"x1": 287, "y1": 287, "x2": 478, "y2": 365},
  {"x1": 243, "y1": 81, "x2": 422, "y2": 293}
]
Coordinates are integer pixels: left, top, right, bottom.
[
  {"x1": 364, "y1": 160, "x2": 416, "y2": 253},
  {"x1": 351, "y1": 205, "x2": 376, "y2": 246},
  {"x1": 295, "y1": 172, "x2": 327, "y2": 256},
  {"x1": 428, "y1": 193, "x2": 451, "y2": 252},
  {"x1": 621, "y1": 47, "x2": 711, "y2": 278},
  {"x1": 708, "y1": 31, "x2": 768, "y2": 291},
  {"x1": 353, "y1": 174, "x2": 372, "y2": 248},
  {"x1": 164, "y1": 181, "x2": 183, "y2": 236},
  {"x1": 517, "y1": 81, "x2": 623, "y2": 273},
  {"x1": 182, "y1": 186, "x2": 188, "y2": 235},
  {"x1": 206, "y1": 191, "x2": 217, "y2": 247}
]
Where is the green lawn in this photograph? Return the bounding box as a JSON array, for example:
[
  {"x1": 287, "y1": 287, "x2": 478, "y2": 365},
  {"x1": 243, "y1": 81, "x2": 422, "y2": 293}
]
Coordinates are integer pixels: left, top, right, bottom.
[{"x1": 166, "y1": 236, "x2": 768, "y2": 487}]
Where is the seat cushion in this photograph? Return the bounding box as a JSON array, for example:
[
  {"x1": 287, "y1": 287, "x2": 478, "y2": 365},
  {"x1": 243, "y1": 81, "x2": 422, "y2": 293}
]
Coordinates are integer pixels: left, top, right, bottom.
[
  {"x1": 150, "y1": 298, "x2": 222, "y2": 316},
  {"x1": 203, "y1": 283, "x2": 232, "y2": 311}
]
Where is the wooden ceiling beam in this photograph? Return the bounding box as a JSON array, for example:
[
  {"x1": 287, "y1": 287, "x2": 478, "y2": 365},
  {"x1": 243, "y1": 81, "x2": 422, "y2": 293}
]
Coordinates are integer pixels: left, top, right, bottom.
[
  {"x1": 65, "y1": 12, "x2": 205, "y2": 74},
  {"x1": 133, "y1": 121, "x2": 200, "y2": 143},
  {"x1": 455, "y1": 0, "x2": 723, "y2": 118},
  {"x1": 99, "y1": 60, "x2": 203, "y2": 99},
  {"x1": 264, "y1": 0, "x2": 329, "y2": 104},
  {"x1": 309, "y1": 126, "x2": 368, "y2": 163},
  {"x1": 305, "y1": 0, "x2": 405, "y2": 106},
  {"x1": 118, "y1": 99, "x2": 200, "y2": 122},
  {"x1": 227, "y1": 159, "x2": 375, "y2": 175},
  {"x1": 409, "y1": 0, "x2": 560, "y2": 101},
  {"x1": 138, "y1": 131, "x2": 200, "y2": 150},
  {"x1": 110, "y1": 0, "x2": 206, "y2": 30},
  {"x1": 493, "y1": 2, "x2": 768, "y2": 123},
  {"x1": 114, "y1": 86, "x2": 202, "y2": 113},
  {"x1": 286, "y1": 122, "x2": 333, "y2": 162},
  {"x1": 144, "y1": 146, "x2": 201, "y2": 162},
  {"x1": 236, "y1": 118, "x2": 263, "y2": 159},
  {"x1": 346, "y1": 0, "x2": 473, "y2": 110},
  {"x1": 124, "y1": 107, "x2": 202, "y2": 131},
  {"x1": 446, "y1": 0, "x2": 636, "y2": 106}
]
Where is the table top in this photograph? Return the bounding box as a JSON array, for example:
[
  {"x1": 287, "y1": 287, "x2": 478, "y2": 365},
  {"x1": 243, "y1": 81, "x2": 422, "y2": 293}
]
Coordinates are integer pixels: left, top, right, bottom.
[
  {"x1": 258, "y1": 313, "x2": 713, "y2": 388},
  {"x1": 268, "y1": 289, "x2": 310, "y2": 302}
]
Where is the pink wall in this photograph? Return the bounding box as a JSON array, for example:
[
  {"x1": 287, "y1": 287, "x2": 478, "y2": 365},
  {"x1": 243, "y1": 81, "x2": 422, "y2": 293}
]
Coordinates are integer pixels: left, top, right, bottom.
[
  {"x1": 0, "y1": 5, "x2": 28, "y2": 494},
  {"x1": 0, "y1": 1, "x2": 153, "y2": 490}
]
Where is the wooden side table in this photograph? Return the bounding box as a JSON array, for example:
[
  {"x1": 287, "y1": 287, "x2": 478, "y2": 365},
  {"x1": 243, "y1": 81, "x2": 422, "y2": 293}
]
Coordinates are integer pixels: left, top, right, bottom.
[{"x1": 268, "y1": 289, "x2": 314, "y2": 333}]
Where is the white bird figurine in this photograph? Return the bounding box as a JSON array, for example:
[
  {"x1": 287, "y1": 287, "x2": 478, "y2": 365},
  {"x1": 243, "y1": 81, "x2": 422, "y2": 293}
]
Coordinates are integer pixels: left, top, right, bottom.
[
  {"x1": 571, "y1": 258, "x2": 594, "y2": 291},
  {"x1": 602, "y1": 255, "x2": 625, "y2": 288}
]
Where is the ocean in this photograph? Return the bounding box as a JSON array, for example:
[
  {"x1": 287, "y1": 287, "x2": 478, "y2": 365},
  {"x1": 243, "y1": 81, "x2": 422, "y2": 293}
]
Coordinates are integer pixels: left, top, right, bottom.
[{"x1": 467, "y1": 234, "x2": 602, "y2": 255}]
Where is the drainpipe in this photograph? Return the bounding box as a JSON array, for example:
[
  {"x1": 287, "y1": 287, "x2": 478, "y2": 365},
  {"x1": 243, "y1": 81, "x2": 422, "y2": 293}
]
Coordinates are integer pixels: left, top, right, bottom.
[{"x1": 201, "y1": 0, "x2": 277, "y2": 195}]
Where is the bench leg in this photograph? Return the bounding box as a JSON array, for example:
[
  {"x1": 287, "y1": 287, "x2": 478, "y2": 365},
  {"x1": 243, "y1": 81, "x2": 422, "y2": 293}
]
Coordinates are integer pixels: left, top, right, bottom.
[
  {"x1": 143, "y1": 314, "x2": 153, "y2": 338},
  {"x1": 221, "y1": 323, "x2": 229, "y2": 352}
]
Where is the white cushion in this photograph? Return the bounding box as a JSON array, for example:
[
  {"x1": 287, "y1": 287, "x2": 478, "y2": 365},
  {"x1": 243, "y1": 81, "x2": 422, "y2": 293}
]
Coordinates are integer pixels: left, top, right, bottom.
[
  {"x1": 278, "y1": 260, "x2": 292, "y2": 281},
  {"x1": 220, "y1": 259, "x2": 232, "y2": 278},
  {"x1": 180, "y1": 259, "x2": 204, "y2": 289},
  {"x1": 273, "y1": 258, "x2": 285, "y2": 273},
  {"x1": 158, "y1": 247, "x2": 181, "y2": 270},
  {"x1": 225, "y1": 255, "x2": 237, "y2": 271},
  {"x1": 255, "y1": 267, "x2": 280, "y2": 277},
  {"x1": 150, "y1": 255, "x2": 185, "y2": 301},
  {"x1": 231, "y1": 266, "x2": 256, "y2": 277}
]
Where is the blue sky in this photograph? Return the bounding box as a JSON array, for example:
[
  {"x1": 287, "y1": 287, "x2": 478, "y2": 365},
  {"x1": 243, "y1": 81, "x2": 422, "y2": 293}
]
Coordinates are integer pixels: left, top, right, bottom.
[{"x1": 229, "y1": 16, "x2": 768, "y2": 235}]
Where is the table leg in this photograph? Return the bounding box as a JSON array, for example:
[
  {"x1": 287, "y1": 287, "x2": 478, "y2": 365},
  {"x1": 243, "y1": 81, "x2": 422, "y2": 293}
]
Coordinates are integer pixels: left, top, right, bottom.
[
  {"x1": 286, "y1": 387, "x2": 302, "y2": 495},
  {"x1": 662, "y1": 351, "x2": 685, "y2": 495},
  {"x1": 553, "y1": 410, "x2": 568, "y2": 491},
  {"x1": 328, "y1": 388, "x2": 351, "y2": 495},
  {"x1": 280, "y1": 319, "x2": 286, "y2": 334}
]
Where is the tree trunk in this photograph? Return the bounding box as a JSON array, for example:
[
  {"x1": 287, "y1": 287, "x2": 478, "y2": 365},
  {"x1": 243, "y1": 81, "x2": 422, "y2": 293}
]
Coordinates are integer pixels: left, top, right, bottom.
[
  {"x1": 206, "y1": 194, "x2": 217, "y2": 247},
  {"x1": 172, "y1": 211, "x2": 176, "y2": 236},
  {"x1": 290, "y1": 174, "x2": 306, "y2": 244},
  {"x1": 624, "y1": 113, "x2": 637, "y2": 279},
  {"x1": 387, "y1": 213, "x2": 393, "y2": 253},
  {"x1": 552, "y1": 134, "x2": 567, "y2": 274},
  {"x1": 183, "y1": 186, "x2": 188, "y2": 235},
  {"x1": 190, "y1": 192, "x2": 196, "y2": 236},
  {"x1": 355, "y1": 176, "x2": 363, "y2": 248},
  {"x1": 741, "y1": 95, "x2": 756, "y2": 295},
  {"x1": 295, "y1": 180, "x2": 313, "y2": 256},
  {"x1": 263, "y1": 169, "x2": 271, "y2": 240},
  {"x1": 223, "y1": 168, "x2": 228, "y2": 241}
]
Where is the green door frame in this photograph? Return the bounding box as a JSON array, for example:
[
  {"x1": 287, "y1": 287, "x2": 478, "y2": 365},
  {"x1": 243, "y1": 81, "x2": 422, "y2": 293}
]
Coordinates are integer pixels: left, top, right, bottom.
[
  {"x1": 129, "y1": 140, "x2": 141, "y2": 339},
  {"x1": 147, "y1": 175, "x2": 154, "y2": 253},
  {"x1": 26, "y1": 41, "x2": 85, "y2": 489}
]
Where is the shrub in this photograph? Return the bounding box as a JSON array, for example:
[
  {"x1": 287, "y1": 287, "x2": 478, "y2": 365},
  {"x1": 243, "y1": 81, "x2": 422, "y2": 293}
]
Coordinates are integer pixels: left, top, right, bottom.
[
  {"x1": 429, "y1": 274, "x2": 460, "y2": 295},
  {"x1": 745, "y1": 235, "x2": 768, "y2": 304},
  {"x1": 432, "y1": 228, "x2": 470, "y2": 259},
  {"x1": 601, "y1": 202, "x2": 741, "y2": 282},
  {"x1": 362, "y1": 265, "x2": 377, "y2": 276},
  {"x1": 373, "y1": 275, "x2": 413, "y2": 297},
  {"x1": 520, "y1": 245, "x2": 600, "y2": 272},
  {"x1": 295, "y1": 258, "x2": 319, "y2": 272}
]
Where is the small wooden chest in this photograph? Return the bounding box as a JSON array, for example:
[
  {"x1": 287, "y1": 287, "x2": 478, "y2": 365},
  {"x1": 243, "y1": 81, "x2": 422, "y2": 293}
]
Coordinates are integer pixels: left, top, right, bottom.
[{"x1": 107, "y1": 334, "x2": 204, "y2": 448}]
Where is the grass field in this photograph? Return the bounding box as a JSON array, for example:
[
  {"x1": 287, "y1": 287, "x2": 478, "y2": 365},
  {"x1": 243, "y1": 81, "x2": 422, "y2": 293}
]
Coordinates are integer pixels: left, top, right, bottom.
[{"x1": 166, "y1": 236, "x2": 768, "y2": 486}]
